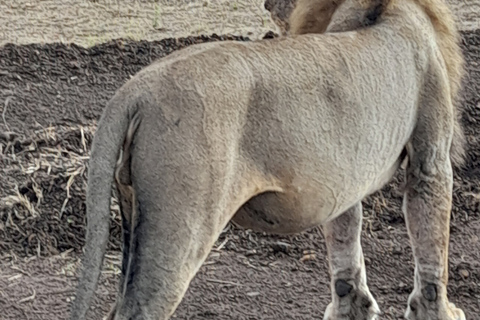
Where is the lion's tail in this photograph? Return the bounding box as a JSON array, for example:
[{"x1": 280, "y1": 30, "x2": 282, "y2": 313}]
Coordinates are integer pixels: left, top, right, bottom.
[{"x1": 70, "y1": 101, "x2": 139, "y2": 320}]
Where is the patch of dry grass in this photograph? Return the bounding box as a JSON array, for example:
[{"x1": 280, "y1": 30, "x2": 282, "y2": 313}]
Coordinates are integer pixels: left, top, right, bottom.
[
  {"x1": 0, "y1": 123, "x2": 124, "y2": 257},
  {"x1": 0, "y1": 124, "x2": 92, "y2": 214}
]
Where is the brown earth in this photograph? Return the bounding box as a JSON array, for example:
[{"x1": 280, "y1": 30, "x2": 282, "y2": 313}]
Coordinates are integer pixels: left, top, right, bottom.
[{"x1": 0, "y1": 30, "x2": 479, "y2": 320}]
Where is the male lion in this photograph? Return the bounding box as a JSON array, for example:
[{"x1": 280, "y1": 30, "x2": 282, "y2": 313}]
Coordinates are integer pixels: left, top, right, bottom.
[{"x1": 70, "y1": 0, "x2": 466, "y2": 319}]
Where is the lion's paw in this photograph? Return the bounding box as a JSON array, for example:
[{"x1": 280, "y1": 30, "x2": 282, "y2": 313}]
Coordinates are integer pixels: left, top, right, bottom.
[
  {"x1": 448, "y1": 303, "x2": 466, "y2": 320},
  {"x1": 405, "y1": 286, "x2": 465, "y2": 320},
  {"x1": 323, "y1": 280, "x2": 380, "y2": 320}
]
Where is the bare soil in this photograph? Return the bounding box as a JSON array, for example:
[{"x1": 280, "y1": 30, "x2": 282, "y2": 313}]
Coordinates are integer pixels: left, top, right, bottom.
[{"x1": 0, "y1": 14, "x2": 479, "y2": 320}]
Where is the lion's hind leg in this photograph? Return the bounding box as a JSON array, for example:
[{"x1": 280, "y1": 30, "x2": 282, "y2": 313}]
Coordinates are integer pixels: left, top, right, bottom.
[
  {"x1": 108, "y1": 141, "x2": 251, "y2": 320},
  {"x1": 109, "y1": 182, "x2": 242, "y2": 319},
  {"x1": 322, "y1": 203, "x2": 379, "y2": 320}
]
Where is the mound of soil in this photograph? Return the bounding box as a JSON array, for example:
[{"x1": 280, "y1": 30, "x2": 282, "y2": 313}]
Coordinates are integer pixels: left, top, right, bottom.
[{"x1": 0, "y1": 30, "x2": 479, "y2": 319}]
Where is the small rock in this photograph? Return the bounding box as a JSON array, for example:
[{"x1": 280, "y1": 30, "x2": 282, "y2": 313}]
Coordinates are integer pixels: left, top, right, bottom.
[
  {"x1": 471, "y1": 235, "x2": 479, "y2": 244},
  {"x1": 300, "y1": 253, "x2": 316, "y2": 262},
  {"x1": 392, "y1": 246, "x2": 403, "y2": 255},
  {"x1": 271, "y1": 241, "x2": 292, "y2": 254},
  {"x1": 459, "y1": 269, "x2": 469, "y2": 278}
]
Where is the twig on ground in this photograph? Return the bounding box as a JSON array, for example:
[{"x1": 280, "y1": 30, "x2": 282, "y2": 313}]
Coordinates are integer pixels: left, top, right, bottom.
[
  {"x1": 10, "y1": 265, "x2": 32, "y2": 277},
  {"x1": 206, "y1": 278, "x2": 243, "y2": 286},
  {"x1": 213, "y1": 237, "x2": 229, "y2": 251},
  {"x1": 18, "y1": 289, "x2": 36, "y2": 303},
  {"x1": 2, "y1": 96, "x2": 13, "y2": 130}
]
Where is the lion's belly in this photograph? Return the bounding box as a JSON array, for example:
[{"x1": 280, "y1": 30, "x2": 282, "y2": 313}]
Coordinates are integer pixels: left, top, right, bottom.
[
  {"x1": 232, "y1": 151, "x2": 402, "y2": 234},
  {"x1": 232, "y1": 183, "x2": 346, "y2": 234}
]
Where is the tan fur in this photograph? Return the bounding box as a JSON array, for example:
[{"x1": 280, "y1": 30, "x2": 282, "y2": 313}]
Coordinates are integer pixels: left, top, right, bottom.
[
  {"x1": 71, "y1": 0, "x2": 467, "y2": 319},
  {"x1": 411, "y1": 0, "x2": 466, "y2": 166},
  {"x1": 287, "y1": 0, "x2": 466, "y2": 166}
]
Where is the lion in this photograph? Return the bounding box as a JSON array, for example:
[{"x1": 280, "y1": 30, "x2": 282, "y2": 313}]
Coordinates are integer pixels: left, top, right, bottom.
[{"x1": 70, "y1": 0, "x2": 466, "y2": 319}]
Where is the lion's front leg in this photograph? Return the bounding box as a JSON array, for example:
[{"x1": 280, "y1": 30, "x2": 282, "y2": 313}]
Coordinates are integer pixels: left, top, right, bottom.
[
  {"x1": 402, "y1": 60, "x2": 467, "y2": 320},
  {"x1": 322, "y1": 203, "x2": 379, "y2": 320},
  {"x1": 403, "y1": 142, "x2": 465, "y2": 320}
]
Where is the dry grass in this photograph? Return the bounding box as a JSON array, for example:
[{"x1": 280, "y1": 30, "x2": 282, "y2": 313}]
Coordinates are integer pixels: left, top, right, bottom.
[
  {"x1": 0, "y1": 123, "x2": 125, "y2": 257},
  {"x1": 0, "y1": 124, "x2": 93, "y2": 214}
]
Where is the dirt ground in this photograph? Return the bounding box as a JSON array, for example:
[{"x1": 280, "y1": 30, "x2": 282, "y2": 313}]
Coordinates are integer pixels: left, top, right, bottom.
[{"x1": 0, "y1": 2, "x2": 479, "y2": 320}]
